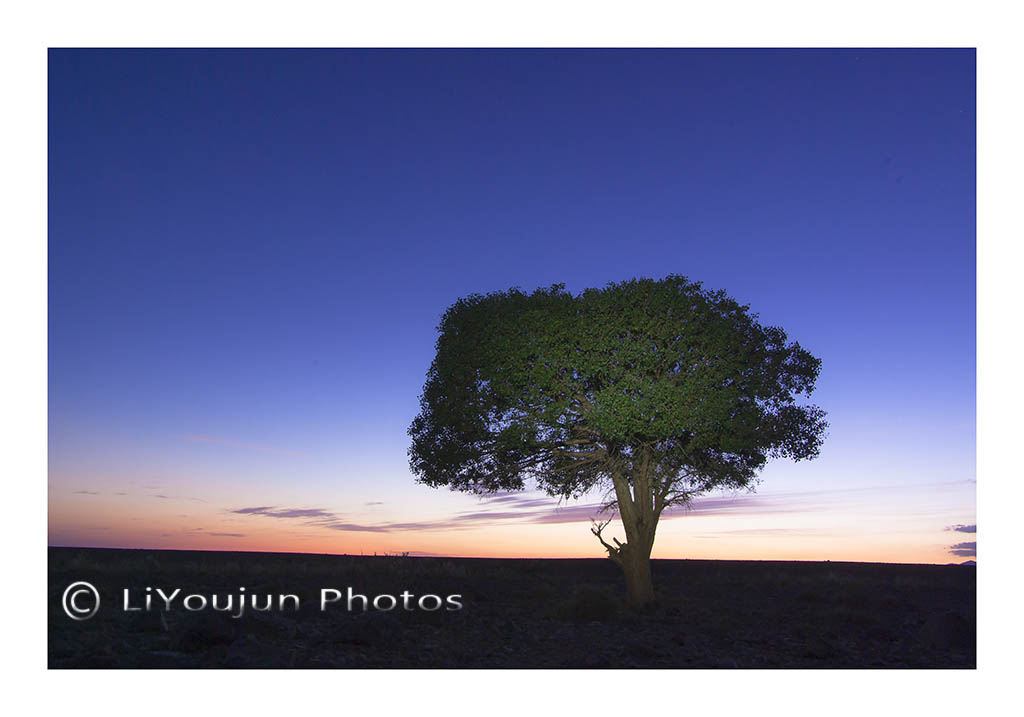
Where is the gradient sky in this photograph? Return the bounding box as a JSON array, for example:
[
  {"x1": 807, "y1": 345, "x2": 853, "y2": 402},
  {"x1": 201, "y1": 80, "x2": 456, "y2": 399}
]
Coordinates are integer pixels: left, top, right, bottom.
[{"x1": 48, "y1": 49, "x2": 975, "y2": 564}]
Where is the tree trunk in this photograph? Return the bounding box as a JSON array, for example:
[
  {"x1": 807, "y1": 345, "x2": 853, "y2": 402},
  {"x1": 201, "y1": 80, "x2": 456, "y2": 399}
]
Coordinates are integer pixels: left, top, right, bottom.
[
  {"x1": 620, "y1": 545, "x2": 656, "y2": 607},
  {"x1": 604, "y1": 462, "x2": 660, "y2": 609}
]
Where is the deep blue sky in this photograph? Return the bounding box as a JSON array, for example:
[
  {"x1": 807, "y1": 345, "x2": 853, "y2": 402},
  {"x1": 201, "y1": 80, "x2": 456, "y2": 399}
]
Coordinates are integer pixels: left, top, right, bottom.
[{"x1": 49, "y1": 49, "x2": 975, "y2": 560}]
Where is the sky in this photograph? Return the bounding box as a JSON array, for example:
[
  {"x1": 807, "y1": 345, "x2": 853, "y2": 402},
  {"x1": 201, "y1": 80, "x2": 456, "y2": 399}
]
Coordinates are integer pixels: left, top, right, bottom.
[{"x1": 48, "y1": 48, "x2": 975, "y2": 564}]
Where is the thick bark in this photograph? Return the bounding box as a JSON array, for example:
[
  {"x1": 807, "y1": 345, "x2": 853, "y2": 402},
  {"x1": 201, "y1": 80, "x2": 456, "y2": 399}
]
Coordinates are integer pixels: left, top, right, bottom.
[
  {"x1": 602, "y1": 455, "x2": 660, "y2": 608},
  {"x1": 591, "y1": 518, "x2": 657, "y2": 607},
  {"x1": 619, "y1": 539, "x2": 656, "y2": 607}
]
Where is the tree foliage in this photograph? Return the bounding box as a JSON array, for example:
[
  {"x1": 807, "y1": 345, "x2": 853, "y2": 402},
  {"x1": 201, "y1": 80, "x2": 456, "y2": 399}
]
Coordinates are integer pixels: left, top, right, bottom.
[{"x1": 410, "y1": 276, "x2": 824, "y2": 498}]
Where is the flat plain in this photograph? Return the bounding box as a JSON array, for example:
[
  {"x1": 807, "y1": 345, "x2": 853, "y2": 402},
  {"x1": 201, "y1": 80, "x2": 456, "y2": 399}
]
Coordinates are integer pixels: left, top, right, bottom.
[{"x1": 48, "y1": 547, "x2": 975, "y2": 669}]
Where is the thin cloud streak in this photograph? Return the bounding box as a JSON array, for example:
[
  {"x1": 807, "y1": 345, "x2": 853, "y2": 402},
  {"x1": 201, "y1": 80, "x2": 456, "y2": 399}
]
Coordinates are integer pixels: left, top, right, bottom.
[
  {"x1": 949, "y1": 541, "x2": 977, "y2": 557},
  {"x1": 229, "y1": 493, "x2": 767, "y2": 534},
  {"x1": 227, "y1": 479, "x2": 973, "y2": 535},
  {"x1": 231, "y1": 506, "x2": 336, "y2": 520}
]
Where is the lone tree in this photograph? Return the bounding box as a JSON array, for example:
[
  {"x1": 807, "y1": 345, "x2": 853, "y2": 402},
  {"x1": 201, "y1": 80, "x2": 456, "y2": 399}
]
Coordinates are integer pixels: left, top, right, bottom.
[{"x1": 408, "y1": 276, "x2": 826, "y2": 607}]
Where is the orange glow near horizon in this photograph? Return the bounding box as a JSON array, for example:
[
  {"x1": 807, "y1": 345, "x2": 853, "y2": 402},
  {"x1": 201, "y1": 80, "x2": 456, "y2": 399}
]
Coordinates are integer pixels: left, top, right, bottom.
[{"x1": 48, "y1": 479, "x2": 976, "y2": 565}]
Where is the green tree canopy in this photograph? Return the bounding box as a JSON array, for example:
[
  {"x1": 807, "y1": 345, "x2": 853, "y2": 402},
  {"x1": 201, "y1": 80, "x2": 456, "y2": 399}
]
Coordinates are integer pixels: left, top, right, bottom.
[{"x1": 409, "y1": 276, "x2": 827, "y2": 605}]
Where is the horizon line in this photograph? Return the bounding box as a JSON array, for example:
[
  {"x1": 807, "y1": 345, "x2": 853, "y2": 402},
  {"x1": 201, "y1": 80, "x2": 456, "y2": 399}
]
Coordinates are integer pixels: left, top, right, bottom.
[{"x1": 46, "y1": 544, "x2": 975, "y2": 566}]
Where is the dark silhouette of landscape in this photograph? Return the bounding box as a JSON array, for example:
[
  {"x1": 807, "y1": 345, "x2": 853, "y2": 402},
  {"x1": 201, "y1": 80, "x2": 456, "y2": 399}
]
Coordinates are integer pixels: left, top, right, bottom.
[{"x1": 49, "y1": 547, "x2": 975, "y2": 668}]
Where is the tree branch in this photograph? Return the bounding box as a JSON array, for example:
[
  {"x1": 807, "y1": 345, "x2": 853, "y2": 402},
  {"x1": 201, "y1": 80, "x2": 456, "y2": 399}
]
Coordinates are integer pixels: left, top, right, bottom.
[{"x1": 590, "y1": 519, "x2": 623, "y2": 567}]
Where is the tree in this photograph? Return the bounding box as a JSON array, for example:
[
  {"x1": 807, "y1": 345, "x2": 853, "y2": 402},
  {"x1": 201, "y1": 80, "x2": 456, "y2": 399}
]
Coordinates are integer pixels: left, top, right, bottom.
[{"x1": 408, "y1": 276, "x2": 827, "y2": 607}]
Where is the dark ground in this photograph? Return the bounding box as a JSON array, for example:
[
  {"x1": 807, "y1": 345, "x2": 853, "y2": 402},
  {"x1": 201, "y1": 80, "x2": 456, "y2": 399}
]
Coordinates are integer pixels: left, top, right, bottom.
[{"x1": 49, "y1": 547, "x2": 975, "y2": 669}]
